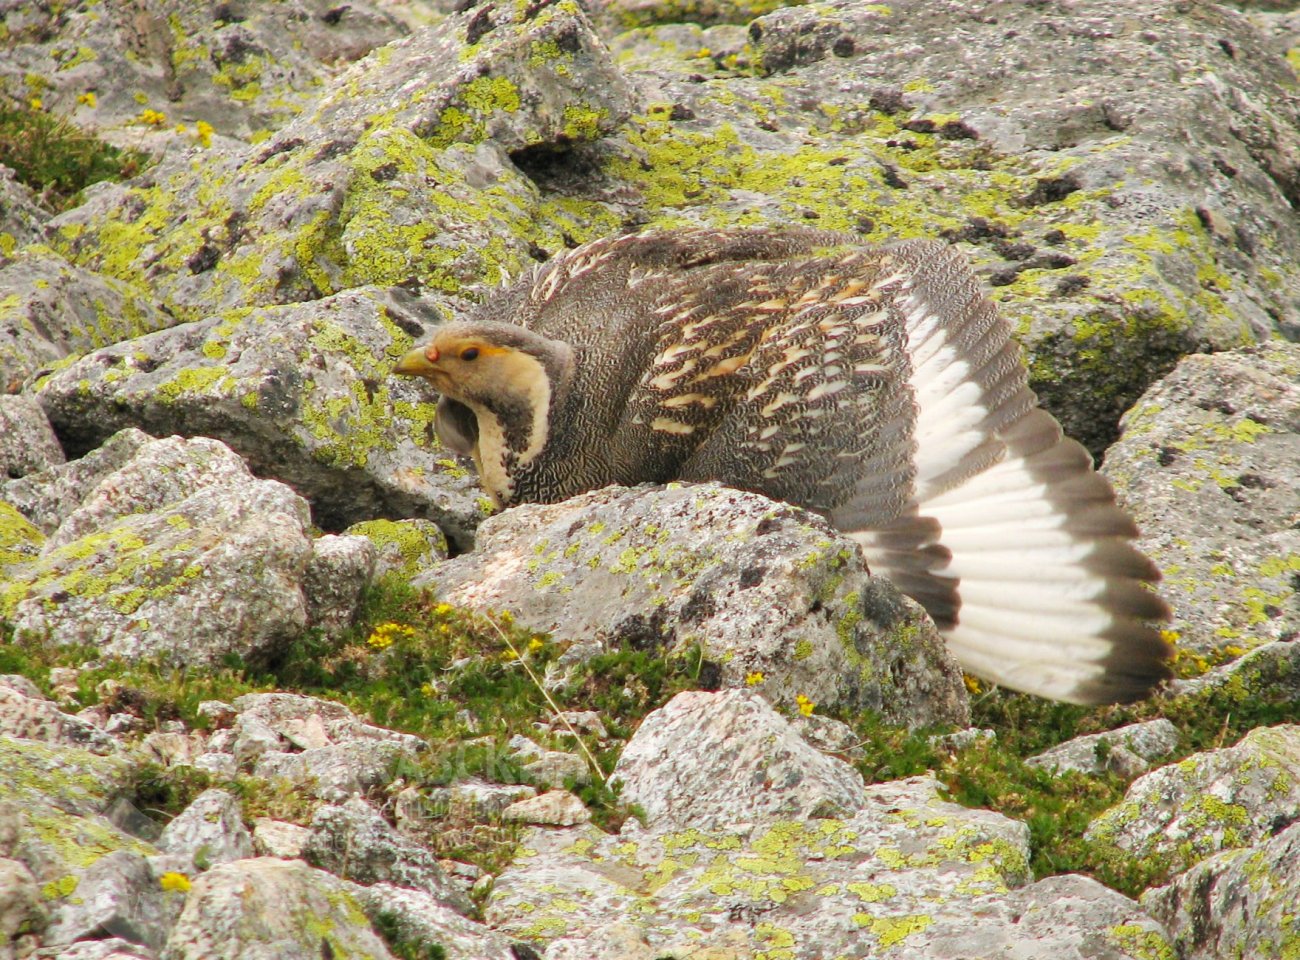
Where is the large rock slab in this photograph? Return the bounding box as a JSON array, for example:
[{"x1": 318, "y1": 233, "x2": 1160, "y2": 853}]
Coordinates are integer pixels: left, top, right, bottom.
[
  {"x1": 1105, "y1": 341, "x2": 1300, "y2": 659},
  {"x1": 419, "y1": 483, "x2": 970, "y2": 728},
  {"x1": 161, "y1": 857, "x2": 396, "y2": 960},
  {"x1": 1086, "y1": 724, "x2": 1300, "y2": 876},
  {"x1": 487, "y1": 690, "x2": 1170, "y2": 958},
  {"x1": 2, "y1": 433, "x2": 318, "y2": 667},
  {"x1": 0, "y1": 249, "x2": 173, "y2": 393},
  {"x1": 33, "y1": 287, "x2": 485, "y2": 539},
  {"x1": 1143, "y1": 819, "x2": 1300, "y2": 960},
  {"x1": 0, "y1": 0, "x2": 410, "y2": 145},
  {"x1": 48, "y1": 0, "x2": 634, "y2": 321}
]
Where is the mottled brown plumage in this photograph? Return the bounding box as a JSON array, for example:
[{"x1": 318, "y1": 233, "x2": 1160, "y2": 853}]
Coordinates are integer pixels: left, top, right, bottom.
[{"x1": 394, "y1": 227, "x2": 1172, "y2": 703}]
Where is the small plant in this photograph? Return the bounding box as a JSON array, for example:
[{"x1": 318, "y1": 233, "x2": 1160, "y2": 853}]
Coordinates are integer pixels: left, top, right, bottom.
[{"x1": 0, "y1": 94, "x2": 146, "y2": 210}]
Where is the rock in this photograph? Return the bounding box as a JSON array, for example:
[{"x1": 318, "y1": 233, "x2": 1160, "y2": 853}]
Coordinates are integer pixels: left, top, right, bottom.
[
  {"x1": 215, "y1": 693, "x2": 426, "y2": 801},
  {"x1": 33, "y1": 288, "x2": 487, "y2": 541},
  {"x1": 506, "y1": 738, "x2": 590, "y2": 789},
  {"x1": 419, "y1": 781, "x2": 537, "y2": 822},
  {"x1": 1168, "y1": 637, "x2": 1300, "y2": 708},
  {"x1": 0, "y1": 681, "x2": 117, "y2": 755},
  {"x1": 42, "y1": 850, "x2": 183, "y2": 952},
  {"x1": 612, "y1": 689, "x2": 868, "y2": 830},
  {"x1": 0, "y1": 741, "x2": 174, "y2": 956},
  {"x1": 544, "y1": 710, "x2": 608, "y2": 740},
  {"x1": 1087, "y1": 724, "x2": 1300, "y2": 876},
  {"x1": 0, "y1": 856, "x2": 45, "y2": 957},
  {"x1": 0, "y1": 501, "x2": 44, "y2": 574},
  {"x1": 302, "y1": 797, "x2": 471, "y2": 914},
  {"x1": 161, "y1": 857, "x2": 395, "y2": 960},
  {"x1": 157, "y1": 790, "x2": 254, "y2": 870},
  {"x1": 349, "y1": 883, "x2": 519, "y2": 960},
  {"x1": 1143, "y1": 819, "x2": 1300, "y2": 960},
  {"x1": 0, "y1": 250, "x2": 172, "y2": 394},
  {"x1": 485, "y1": 690, "x2": 1175, "y2": 956},
  {"x1": 0, "y1": 395, "x2": 63, "y2": 479},
  {"x1": 500, "y1": 790, "x2": 591, "y2": 826},
  {"x1": 0, "y1": 163, "x2": 46, "y2": 254},
  {"x1": 344, "y1": 518, "x2": 449, "y2": 581},
  {"x1": 0, "y1": 1, "x2": 409, "y2": 144},
  {"x1": 1105, "y1": 341, "x2": 1300, "y2": 659},
  {"x1": 35, "y1": 286, "x2": 488, "y2": 538},
  {"x1": 421, "y1": 483, "x2": 969, "y2": 727},
  {"x1": 33, "y1": 938, "x2": 156, "y2": 960},
  {"x1": 251, "y1": 819, "x2": 311, "y2": 860},
  {"x1": 302, "y1": 534, "x2": 376, "y2": 638},
  {"x1": 1027, "y1": 719, "x2": 1180, "y2": 777},
  {"x1": 0, "y1": 428, "x2": 153, "y2": 537},
  {"x1": 3, "y1": 434, "x2": 317, "y2": 667},
  {"x1": 48, "y1": 2, "x2": 633, "y2": 323},
  {"x1": 486, "y1": 692, "x2": 1176, "y2": 956}
]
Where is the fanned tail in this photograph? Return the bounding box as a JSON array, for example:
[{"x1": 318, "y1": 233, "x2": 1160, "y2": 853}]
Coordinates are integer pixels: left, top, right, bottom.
[{"x1": 839, "y1": 241, "x2": 1172, "y2": 704}]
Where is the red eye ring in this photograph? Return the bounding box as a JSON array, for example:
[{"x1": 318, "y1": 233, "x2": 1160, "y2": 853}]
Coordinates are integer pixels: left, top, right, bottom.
[{"x1": 461, "y1": 347, "x2": 480, "y2": 361}]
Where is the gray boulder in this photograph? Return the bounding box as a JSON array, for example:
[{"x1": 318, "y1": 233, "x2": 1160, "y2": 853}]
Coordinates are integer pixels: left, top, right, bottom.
[
  {"x1": 33, "y1": 288, "x2": 486, "y2": 540},
  {"x1": 1105, "y1": 341, "x2": 1299, "y2": 659},
  {"x1": 161, "y1": 857, "x2": 395, "y2": 960},
  {"x1": 157, "y1": 790, "x2": 254, "y2": 871},
  {"x1": 419, "y1": 482, "x2": 969, "y2": 728},
  {"x1": 0, "y1": 250, "x2": 172, "y2": 393},
  {"x1": 0, "y1": 395, "x2": 63, "y2": 478},
  {"x1": 1027, "y1": 719, "x2": 1180, "y2": 778},
  {"x1": 47, "y1": 1, "x2": 634, "y2": 322},
  {"x1": 303, "y1": 797, "x2": 471, "y2": 913},
  {"x1": 612, "y1": 688, "x2": 868, "y2": 829},
  {"x1": 487, "y1": 689, "x2": 1171, "y2": 958},
  {"x1": 0, "y1": 0, "x2": 410, "y2": 145},
  {"x1": 4, "y1": 434, "x2": 318, "y2": 667},
  {"x1": 1143, "y1": 819, "x2": 1300, "y2": 960},
  {"x1": 1087, "y1": 724, "x2": 1300, "y2": 876}
]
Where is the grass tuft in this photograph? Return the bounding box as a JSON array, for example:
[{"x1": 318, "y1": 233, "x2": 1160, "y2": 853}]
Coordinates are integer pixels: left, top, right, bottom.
[{"x1": 0, "y1": 95, "x2": 146, "y2": 211}]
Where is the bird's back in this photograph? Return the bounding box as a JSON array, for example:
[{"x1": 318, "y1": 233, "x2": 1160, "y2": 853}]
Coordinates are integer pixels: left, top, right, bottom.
[{"x1": 452, "y1": 227, "x2": 1172, "y2": 703}]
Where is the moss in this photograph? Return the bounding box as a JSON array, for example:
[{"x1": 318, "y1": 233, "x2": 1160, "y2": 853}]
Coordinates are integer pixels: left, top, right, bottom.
[
  {"x1": 42, "y1": 875, "x2": 79, "y2": 900},
  {"x1": 0, "y1": 502, "x2": 45, "y2": 572}
]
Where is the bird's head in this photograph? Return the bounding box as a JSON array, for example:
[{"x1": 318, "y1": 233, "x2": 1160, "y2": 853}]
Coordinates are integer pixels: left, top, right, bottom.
[{"x1": 393, "y1": 321, "x2": 575, "y2": 504}]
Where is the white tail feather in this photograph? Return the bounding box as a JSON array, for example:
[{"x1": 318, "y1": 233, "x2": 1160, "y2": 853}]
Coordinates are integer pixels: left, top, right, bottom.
[{"x1": 848, "y1": 241, "x2": 1170, "y2": 704}]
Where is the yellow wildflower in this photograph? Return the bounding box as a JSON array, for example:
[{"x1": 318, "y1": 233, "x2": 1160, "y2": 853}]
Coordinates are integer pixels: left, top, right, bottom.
[
  {"x1": 28, "y1": 97, "x2": 43, "y2": 111},
  {"x1": 138, "y1": 108, "x2": 167, "y2": 126},
  {"x1": 745, "y1": 671, "x2": 765, "y2": 686},
  {"x1": 158, "y1": 872, "x2": 191, "y2": 893},
  {"x1": 963, "y1": 675, "x2": 983, "y2": 695},
  {"x1": 366, "y1": 621, "x2": 414, "y2": 650},
  {"x1": 528, "y1": 637, "x2": 545, "y2": 653},
  {"x1": 795, "y1": 694, "x2": 815, "y2": 717},
  {"x1": 195, "y1": 120, "x2": 214, "y2": 147},
  {"x1": 76, "y1": 91, "x2": 97, "y2": 108}
]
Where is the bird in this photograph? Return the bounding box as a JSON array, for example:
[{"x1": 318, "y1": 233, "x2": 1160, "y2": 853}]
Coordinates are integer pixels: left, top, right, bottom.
[{"x1": 393, "y1": 227, "x2": 1172, "y2": 704}]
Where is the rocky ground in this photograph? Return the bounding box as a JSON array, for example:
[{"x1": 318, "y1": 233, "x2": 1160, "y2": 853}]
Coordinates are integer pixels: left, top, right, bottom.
[{"x1": 1, "y1": 0, "x2": 1298, "y2": 958}]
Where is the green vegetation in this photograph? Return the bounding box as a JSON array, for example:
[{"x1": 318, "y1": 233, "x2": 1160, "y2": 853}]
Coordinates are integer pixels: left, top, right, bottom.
[
  {"x1": 838, "y1": 673, "x2": 1300, "y2": 898},
  {"x1": 4, "y1": 574, "x2": 1298, "y2": 900},
  {"x1": 0, "y1": 96, "x2": 145, "y2": 211}
]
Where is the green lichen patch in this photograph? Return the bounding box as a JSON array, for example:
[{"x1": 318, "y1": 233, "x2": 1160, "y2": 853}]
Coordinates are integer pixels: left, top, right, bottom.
[{"x1": 0, "y1": 500, "x2": 45, "y2": 572}]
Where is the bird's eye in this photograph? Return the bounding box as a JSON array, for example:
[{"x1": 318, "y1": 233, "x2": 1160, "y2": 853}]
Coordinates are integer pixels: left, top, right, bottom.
[{"x1": 461, "y1": 347, "x2": 480, "y2": 361}]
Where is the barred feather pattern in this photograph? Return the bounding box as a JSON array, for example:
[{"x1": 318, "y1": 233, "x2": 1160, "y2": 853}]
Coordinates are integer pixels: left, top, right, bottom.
[{"x1": 405, "y1": 227, "x2": 1172, "y2": 704}]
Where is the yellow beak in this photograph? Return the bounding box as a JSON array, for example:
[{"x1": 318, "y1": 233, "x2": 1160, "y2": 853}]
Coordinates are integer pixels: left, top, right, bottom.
[{"x1": 393, "y1": 346, "x2": 437, "y2": 377}]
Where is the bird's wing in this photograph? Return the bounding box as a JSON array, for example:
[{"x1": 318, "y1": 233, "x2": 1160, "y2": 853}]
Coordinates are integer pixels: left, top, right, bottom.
[
  {"x1": 836, "y1": 240, "x2": 1171, "y2": 704},
  {"x1": 623, "y1": 246, "x2": 918, "y2": 518}
]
